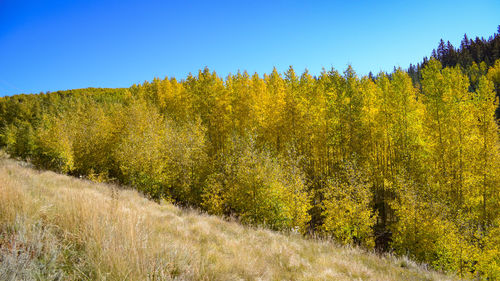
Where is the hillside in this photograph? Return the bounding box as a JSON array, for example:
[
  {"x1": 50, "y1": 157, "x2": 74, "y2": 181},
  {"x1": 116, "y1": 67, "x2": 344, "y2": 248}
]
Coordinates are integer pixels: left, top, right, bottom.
[
  {"x1": 0, "y1": 154, "x2": 456, "y2": 281},
  {"x1": 2, "y1": 57, "x2": 500, "y2": 278},
  {"x1": 406, "y1": 26, "x2": 500, "y2": 117}
]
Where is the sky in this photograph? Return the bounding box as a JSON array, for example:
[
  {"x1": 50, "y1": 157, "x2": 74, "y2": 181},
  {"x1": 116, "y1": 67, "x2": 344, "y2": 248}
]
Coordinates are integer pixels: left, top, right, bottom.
[{"x1": 0, "y1": 0, "x2": 499, "y2": 96}]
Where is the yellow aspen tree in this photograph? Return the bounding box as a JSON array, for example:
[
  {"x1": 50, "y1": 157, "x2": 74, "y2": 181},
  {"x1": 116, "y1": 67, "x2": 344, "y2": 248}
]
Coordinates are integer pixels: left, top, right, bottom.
[
  {"x1": 228, "y1": 71, "x2": 255, "y2": 136},
  {"x1": 472, "y1": 77, "x2": 500, "y2": 230},
  {"x1": 264, "y1": 67, "x2": 287, "y2": 153}
]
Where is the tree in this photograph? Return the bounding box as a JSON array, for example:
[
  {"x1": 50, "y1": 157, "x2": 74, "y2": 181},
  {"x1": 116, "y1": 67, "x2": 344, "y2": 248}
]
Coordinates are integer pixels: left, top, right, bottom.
[
  {"x1": 321, "y1": 161, "x2": 375, "y2": 248},
  {"x1": 203, "y1": 138, "x2": 311, "y2": 232}
]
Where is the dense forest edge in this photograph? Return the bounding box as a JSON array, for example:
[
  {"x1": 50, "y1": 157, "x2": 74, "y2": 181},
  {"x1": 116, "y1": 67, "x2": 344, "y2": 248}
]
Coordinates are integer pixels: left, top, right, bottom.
[
  {"x1": 0, "y1": 155, "x2": 455, "y2": 280},
  {"x1": 1, "y1": 28, "x2": 500, "y2": 279},
  {"x1": 407, "y1": 25, "x2": 500, "y2": 117}
]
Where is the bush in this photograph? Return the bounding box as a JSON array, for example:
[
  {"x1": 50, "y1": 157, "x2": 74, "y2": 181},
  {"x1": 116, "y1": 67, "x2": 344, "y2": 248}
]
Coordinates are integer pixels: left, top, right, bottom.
[
  {"x1": 203, "y1": 138, "x2": 311, "y2": 232},
  {"x1": 32, "y1": 116, "x2": 74, "y2": 173},
  {"x1": 321, "y1": 161, "x2": 376, "y2": 248},
  {"x1": 115, "y1": 102, "x2": 207, "y2": 204}
]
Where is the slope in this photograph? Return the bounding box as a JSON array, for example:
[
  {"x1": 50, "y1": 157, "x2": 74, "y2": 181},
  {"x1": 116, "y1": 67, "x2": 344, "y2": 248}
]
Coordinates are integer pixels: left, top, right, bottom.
[{"x1": 0, "y1": 154, "x2": 457, "y2": 281}]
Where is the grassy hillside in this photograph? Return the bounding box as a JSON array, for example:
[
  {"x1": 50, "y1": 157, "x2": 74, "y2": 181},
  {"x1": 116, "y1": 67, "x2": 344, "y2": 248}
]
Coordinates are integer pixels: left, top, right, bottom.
[
  {"x1": 0, "y1": 154, "x2": 457, "y2": 281},
  {"x1": 3, "y1": 61, "x2": 500, "y2": 277}
]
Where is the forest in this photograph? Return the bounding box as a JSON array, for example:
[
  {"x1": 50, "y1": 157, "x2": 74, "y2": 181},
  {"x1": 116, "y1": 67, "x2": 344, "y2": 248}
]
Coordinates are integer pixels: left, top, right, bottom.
[{"x1": 1, "y1": 30, "x2": 500, "y2": 279}]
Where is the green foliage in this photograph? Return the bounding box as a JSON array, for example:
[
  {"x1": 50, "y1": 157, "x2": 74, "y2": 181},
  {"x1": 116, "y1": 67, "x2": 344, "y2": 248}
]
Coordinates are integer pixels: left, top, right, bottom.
[{"x1": 1, "y1": 121, "x2": 36, "y2": 160}]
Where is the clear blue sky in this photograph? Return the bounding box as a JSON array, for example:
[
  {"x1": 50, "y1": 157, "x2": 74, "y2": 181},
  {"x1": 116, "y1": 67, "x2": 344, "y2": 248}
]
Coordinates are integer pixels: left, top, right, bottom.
[{"x1": 1, "y1": 0, "x2": 499, "y2": 96}]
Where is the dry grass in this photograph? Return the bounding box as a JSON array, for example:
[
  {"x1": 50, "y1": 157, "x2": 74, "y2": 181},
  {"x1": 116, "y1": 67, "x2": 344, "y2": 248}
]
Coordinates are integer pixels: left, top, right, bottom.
[{"x1": 0, "y1": 155, "x2": 458, "y2": 281}]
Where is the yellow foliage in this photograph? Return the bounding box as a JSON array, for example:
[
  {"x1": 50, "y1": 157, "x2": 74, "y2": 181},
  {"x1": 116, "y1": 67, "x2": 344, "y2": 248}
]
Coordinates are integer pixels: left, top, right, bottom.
[{"x1": 321, "y1": 162, "x2": 375, "y2": 248}]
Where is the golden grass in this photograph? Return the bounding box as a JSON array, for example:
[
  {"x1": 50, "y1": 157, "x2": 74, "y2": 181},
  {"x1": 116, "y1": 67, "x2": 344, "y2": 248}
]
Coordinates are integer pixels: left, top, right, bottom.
[{"x1": 0, "y1": 155, "x2": 458, "y2": 281}]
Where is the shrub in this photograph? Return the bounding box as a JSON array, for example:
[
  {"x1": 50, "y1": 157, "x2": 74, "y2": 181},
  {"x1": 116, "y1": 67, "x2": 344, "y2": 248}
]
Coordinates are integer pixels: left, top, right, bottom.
[
  {"x1": 203, "y1": 138, "x2": 311, "y2": 232},
  {"x1": 321, "y1": 161, "x2": 376, "y2": 248}
]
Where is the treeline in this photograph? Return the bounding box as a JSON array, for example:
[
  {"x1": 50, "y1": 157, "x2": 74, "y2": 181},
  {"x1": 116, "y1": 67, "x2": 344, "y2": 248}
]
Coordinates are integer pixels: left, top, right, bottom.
[
  {"x1": 1, "y1": 59, "x2": 500, "y2": 278},
  {"x1": 408, "y1": 25, "x2": 500, "y2": 81},
  {"x1": 408, "y1": 26, "x2": 500, "y2": 118}
]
